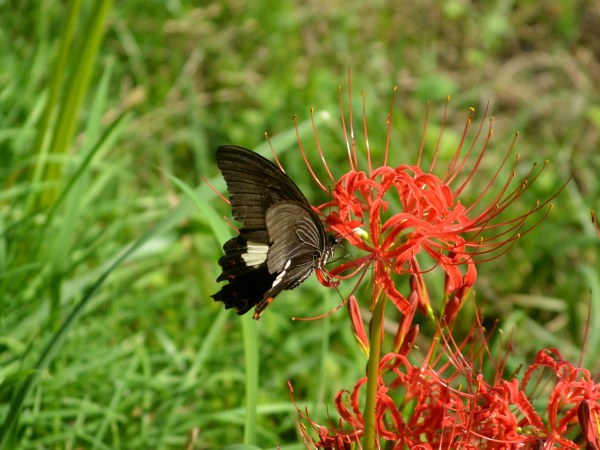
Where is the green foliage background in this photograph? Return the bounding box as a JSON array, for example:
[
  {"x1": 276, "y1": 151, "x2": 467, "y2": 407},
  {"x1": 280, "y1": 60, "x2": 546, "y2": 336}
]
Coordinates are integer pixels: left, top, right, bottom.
[{"x1": 1, "y1": 0, "x2": 599, "y2": 448}]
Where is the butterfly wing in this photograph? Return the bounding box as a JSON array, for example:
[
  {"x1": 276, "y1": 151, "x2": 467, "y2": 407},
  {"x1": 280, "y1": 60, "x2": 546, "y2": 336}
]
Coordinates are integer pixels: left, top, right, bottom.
[
  {"x1": 213, "y1": 146, "x2": 332, "y2": 319},
  {"x1": 216, "y1": 145, "x2": 311, "y2": 230},
  {"x1": 212, "y1": 233, "x2": 275, "y2": 315},
  {"x1": 265, "y1": 202, "x2": 326, "y2": 274},
  {"x1": 250, "y1": 202, "x2": 328, "y2": 318}
]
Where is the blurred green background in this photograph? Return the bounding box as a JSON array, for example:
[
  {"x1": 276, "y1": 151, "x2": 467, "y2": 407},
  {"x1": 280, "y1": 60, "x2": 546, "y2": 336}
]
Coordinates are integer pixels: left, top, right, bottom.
[{"x1": 1, "y1": 0, "x2": 599, "y2": 448}]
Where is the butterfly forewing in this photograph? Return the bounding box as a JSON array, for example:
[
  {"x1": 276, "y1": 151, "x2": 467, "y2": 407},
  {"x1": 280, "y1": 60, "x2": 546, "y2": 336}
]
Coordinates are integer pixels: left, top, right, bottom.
[
  {"x1": 216, "y1": 146, "x2": 310, "y2": 228},
  {"x1": 212, "y1": 146, "x2": 338, "y2": 319}
]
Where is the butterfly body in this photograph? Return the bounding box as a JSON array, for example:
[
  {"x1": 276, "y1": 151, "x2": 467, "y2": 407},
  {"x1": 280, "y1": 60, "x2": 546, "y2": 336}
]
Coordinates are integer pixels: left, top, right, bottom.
[{"x1": 212, "y1": 145, "x2": 337, "y2": 319}]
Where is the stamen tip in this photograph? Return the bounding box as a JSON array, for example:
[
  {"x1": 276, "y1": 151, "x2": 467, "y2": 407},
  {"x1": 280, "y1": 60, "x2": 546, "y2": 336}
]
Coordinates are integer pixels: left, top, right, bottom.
[{"x1": 353, "y1": 227, "x2": 370, "y2": 241}]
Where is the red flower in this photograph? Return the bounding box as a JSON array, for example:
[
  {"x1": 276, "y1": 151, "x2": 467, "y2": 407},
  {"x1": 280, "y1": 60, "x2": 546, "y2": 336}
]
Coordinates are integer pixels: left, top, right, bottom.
[
  {"x1": 292, "y1": 333, "x2": 600, "y2": 448},
  {"x1": 294, "y1": 90, "x2": 561, "y2": 320},
  {"x1": 510, "y1": 348, "x2": 600, "y2": 448}
]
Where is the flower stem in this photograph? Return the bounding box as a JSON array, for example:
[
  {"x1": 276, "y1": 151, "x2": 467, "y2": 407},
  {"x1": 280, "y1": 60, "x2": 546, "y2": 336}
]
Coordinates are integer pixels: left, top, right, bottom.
[{"x1": 363, "y1": 293, "x2": 387, "y2": 449}]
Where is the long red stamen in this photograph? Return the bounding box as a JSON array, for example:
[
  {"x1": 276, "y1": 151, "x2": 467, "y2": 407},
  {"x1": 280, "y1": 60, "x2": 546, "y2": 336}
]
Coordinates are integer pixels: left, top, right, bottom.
[
  {"x1": 362, "y1": 90, "x2": 372, "y2": 176},
  {"x1": 384, "y1": 86, "x2": 397, "y2": 167},
  {"x1": 455, "y1": 122, "x2": 497, "y2": 200},
  {"x1": 449, "y1": 103, "x2": 491, "y2": 188},
  {"x1": 346, "y1": 70, "x2": 359, "y2": 170},
  {"x1": 224, "y1": 216, "x2": 239, "y2": 234},
  {"x1": 338, "y1": 86, "x2": 355, "y2": 171},
  {"x1": 445, "y1": 106, "x2": 475, "y2": 180},
  {"x1": 464, "y1": 153, "x2": 518, "y2": 217},
  {"x1": 310, "y1": 107, "x2": 335, "y2": 183},
  {"x1": 429, "y1": 95, "x2": 450, "y2": 173},
  {"x1": 417, "y1": 101, "x2": 430, "y2": 168},
  {"x1": 202, "y1": 175, "x2": 230, "y2": 205},
  {"x1": 265, "y1": 131, "x2": 286, "y2": 172},
  {"x1": 293, "y1": 115, "x2": 328, "y2": 192}
]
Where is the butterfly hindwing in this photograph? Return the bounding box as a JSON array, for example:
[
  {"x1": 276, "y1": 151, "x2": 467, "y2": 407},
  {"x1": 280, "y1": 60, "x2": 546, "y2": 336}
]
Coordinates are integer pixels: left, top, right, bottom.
[
  {"x1": 265, "y1": 201, "x2": 325, "y2": 274},
  {"x1": 213, "y1": 265, "x2": 276, "y2": 315}
]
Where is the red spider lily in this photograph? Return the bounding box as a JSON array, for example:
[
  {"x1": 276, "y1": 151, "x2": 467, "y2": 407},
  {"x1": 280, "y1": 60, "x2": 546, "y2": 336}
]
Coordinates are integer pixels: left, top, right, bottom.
[
  {"x1": 511, "y1": 348, "x2": 600, "y2": 449},
  {"x1": 290, "y1": 88, "x2": 563, "y2": 320},
  {"x1": 291, "y1": 329, "x2": 600, "y2": 449},
  {"x1": 281, "y1": 84, "x2": 572, "y2": 450}
]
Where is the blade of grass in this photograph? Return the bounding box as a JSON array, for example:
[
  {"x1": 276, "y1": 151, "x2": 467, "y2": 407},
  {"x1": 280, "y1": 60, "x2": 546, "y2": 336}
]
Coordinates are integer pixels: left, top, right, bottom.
[
  {"x1": 242, "y1": 314, "x2": 258, "y2": 445},
  {"x1": 579, "y1": 264, "x2": 600, "y2": 369},
  {"x1": 315, "y1": 290, "x2": 331, "y2": 407},
  {"x1": 27, "y1": 0, "x2": 83, "y2": 214},
  {"x1": 169, "y1": 173, "x2": 259, "y2": 446},
  {"x1": 38, "y1": 0, "x2": 114, "y2": 208}
]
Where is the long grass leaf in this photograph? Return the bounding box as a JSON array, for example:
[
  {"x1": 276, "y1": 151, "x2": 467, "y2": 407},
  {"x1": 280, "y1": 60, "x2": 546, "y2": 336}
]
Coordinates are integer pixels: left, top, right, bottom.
[
  {"x1": 41, "y1": 0, "x2": 113, "y2": 207},
  {"x1": 169, "y1": 173, "x2": 259, "y2": 445},
  {"x1": 27, "y1": 0, "x2": 82, "y2": 213}
]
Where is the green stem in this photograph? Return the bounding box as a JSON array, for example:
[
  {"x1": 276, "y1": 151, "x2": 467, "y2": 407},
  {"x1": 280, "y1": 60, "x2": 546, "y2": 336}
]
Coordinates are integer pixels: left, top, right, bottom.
[
  {"x1": 363, "y1": 294, "x2": 387, "y2": 449},
  {"x1": 243, "y1": 315, "x2": 258, "y2": 445}
]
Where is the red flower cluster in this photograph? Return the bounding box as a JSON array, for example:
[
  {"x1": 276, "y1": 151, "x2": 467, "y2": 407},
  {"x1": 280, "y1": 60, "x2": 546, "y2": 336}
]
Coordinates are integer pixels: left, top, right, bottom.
[
  {"x1": 284, "y1": 86, "x2": 587, "y2": 450},
  {"x1": 292, "y1": 343, "x2": 600, "y2": 449}
]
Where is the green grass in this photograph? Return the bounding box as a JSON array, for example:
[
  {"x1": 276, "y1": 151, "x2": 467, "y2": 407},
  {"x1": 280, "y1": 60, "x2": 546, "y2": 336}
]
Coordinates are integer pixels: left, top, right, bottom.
[{"x1": 1, "y1": 0, "x2": 599, "y2": 448}]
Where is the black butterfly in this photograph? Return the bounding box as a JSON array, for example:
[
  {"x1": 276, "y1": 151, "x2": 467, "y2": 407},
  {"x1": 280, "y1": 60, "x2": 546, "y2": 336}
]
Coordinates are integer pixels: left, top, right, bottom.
[{"x1": 212, "y1": 145, "x2": 339, "y2": 319}]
